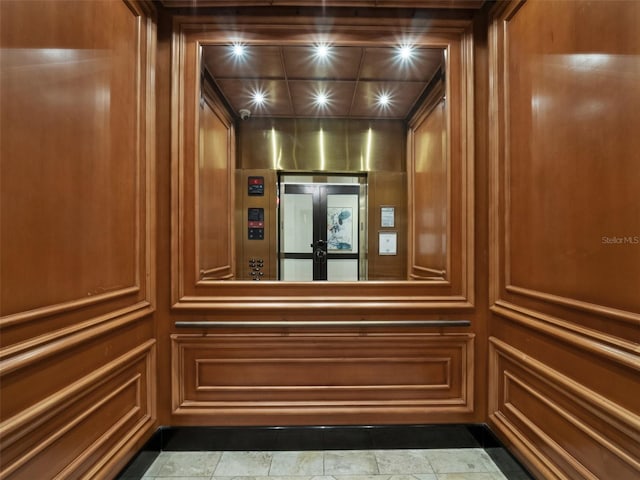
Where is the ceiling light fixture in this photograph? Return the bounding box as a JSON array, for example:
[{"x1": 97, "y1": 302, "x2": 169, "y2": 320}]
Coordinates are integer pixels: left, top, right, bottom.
[
  {"x1": 398, "y1": 44, "x2": 415, "y2": 62},
  {"x1": 231, "y1": 42, "x2": 246, "y2": 58},
  {"x1": 376, "y1": 92, "x2": 392, "y2": 108},
  {"x1": 251, "y1": 88, "x2": 267, "y2": 106},
  {"x1": 313, "y1": 43, "x2": 332, "y2": 62},
  {"x1": 313, "y1": 90, "x2": 330, "y2": 109}
]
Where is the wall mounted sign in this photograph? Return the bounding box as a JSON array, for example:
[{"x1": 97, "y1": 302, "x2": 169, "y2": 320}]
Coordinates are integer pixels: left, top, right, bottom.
[
  {"x1": 380, "y1": 206, "x2": 395, "y2": 227},
  {"x1": 379, "y1": 231, "x2": 397, "y2": 255}
]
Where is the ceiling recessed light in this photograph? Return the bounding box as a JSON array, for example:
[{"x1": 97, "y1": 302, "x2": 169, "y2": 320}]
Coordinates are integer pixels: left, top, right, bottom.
[
  {"x1": 231, "y1": 43, "x2": 246, "y2": 58},
  {"x1": 251, "y1": 89, "x2": 266, "y2": 106},
  {"x1": 313, "y1": 89, "x2": 331, "y2": 109},
  {"x1": 398, "y1": 44, "x2": 415, "y2": 62},
  {"x1": 376, "y1": 92, "x2": 392, "y2": 108},
  {"x1": 313, "y1": 43, "x2": 332, "y2": 62}
]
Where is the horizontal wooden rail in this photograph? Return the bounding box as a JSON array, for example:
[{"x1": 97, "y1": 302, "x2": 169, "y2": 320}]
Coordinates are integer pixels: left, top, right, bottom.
[{"x1": 175, "y1": 320, "x2": 471, "y2": 328}]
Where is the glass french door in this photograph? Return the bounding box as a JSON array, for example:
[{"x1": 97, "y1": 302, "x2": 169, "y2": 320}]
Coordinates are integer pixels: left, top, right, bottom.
[{"x1": 280, "y1": 177, "x2": 362, "y2": 281}]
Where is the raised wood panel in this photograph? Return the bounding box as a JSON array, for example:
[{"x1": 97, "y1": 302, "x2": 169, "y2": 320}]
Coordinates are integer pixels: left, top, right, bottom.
[
  {"x1": 489, "y1": 337, "x2": 640, "y2": 480},
  {"x1": 409, "y1": 96, "x2": 447, "y2": 280},
  {"x1": 489, "y1": 0, "x2": 640, "y2": 328},
  {"x1": 488, "y1": 2, "x2": 640, "y2": 477},
  {"x1": 0, "y1": 318, "x2": 154, "y2": 421},
  {"x1": 504, "y1": 0, "x2": 640, "y2": 315},
  {"x1": 0, "y1": 341, "x2": 155, "y2": 480},
  {"x1": 172, "y1": 333, "x2": 474, "y2": 421},
  {"x1": 0, "y1": 0, "x2": 146, "y2": 319},
  {"x1": 0, "y1": 0, "x2": 156, "y2": 478},
  {"x1": 197, "y1": 84, "x2": 235, "y2": 280}
]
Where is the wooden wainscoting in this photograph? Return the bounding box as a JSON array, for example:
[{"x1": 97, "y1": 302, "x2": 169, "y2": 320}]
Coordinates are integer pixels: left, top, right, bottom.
[
  {"x1": 171, "y1": 332, "x2": 474, "y2": 425},
  {"x1": 0, "y1": 0, "x2": 157, "y2": 478},
  {"x1": 489, "y1": 337, "x2": 639, "y2": 480},
  {"x1": 488, "y1": 1, "x2": 640, "y2": 478}
]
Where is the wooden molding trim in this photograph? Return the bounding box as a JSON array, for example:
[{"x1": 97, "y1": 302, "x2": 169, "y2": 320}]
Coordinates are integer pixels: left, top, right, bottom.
[
  {"x1": 504, "y1": 372, "x2": 640, "y2": 474},
  {"x1": 171, "y1": 297, "x2": 475, "y2": 312},
  {"x1": 505, "y1": 285, "x2": 640, "y2": 325},
  {"x1": 161, "y1": 1, "x2": 486, "y2": 9},
  {"x1": 489, "y1": 337, "x2": 640, "y2": 479},
  {"x1": 0, "y1": 287, "x2": 140, "y2": 329},
  {"x1": 491, "y1": 303, "x2": 640, "y2": 371},
  {"x1": 490, "y1": 410, "x2": 564, "y2": 480},
  {"x1": 491, "y1": 409, "x2": 579, "y2": 480},
  {"x1": 0, "y1": 340, "x2": 156, "y2": 477},
  {"x1": 0, "y1": 304, "x2": 153, "y2": 376},
  {"x1": 175, "y1": 319, "x2": 471, "y2": 328},
  {"x1": 171, "y1": 333, "x2": 474, "y2": 418},
  {"x1": 0, "y1": 340, "x2": 156, "y2": 443}
]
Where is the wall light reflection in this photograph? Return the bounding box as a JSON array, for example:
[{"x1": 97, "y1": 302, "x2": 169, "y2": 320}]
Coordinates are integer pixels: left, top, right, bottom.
[{"x1": 319, "y1": 128, "x2": 326, "y2": 170}]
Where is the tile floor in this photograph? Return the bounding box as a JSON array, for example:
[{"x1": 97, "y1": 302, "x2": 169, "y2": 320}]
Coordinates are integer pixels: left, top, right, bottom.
[{"x1": 140, "y1": 449, "x2": 509, "y2": 480}]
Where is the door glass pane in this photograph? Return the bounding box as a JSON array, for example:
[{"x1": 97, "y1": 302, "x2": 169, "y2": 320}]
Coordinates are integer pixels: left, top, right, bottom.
[
  {"x1": 282, "y1": 192, "x2": 313, "y2": 253},
  {"x1": 327, "y1": 259, "x2": 358, "y2": 281},
  {"x1": 282, "y1": 259, "x2": 313, "y2": 281},
  {"x1": 327, "y1": 193, "x2": 359, "y2": 253}
]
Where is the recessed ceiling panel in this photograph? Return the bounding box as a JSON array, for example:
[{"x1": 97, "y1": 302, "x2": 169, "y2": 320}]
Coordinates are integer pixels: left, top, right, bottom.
[
  {"x1": 215, "y1": 79, "x2": 294, "y2": 116},
  {"x1": 289, "y1": 80, "x2": 356, "y2": 117},
  {"x1": 204, "y1": 45, "x2": 285, "y2": 79},
  {"x1": 202, "y1": 42, "x2": 444, "y2": 119},
  {"x1": 282, "y1": 45, "x2": 363, "y2": 80},
  {"x1": 351, "y1": 81, "x2": 427, "y2": 118},
  {"x1": 359, "y1": 47, "x2": 444, "y2": 82}
]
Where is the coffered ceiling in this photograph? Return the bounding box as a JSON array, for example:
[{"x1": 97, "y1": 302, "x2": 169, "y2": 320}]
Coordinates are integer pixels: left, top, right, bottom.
[{"x1": 202, "y1": 44, "x2": 445, "y2": 120}]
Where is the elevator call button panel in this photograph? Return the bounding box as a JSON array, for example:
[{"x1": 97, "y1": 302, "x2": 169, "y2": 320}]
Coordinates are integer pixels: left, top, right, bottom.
[
  {"x1": 248, "y1": 176, "x2": 265, "y2": 196},
  {"x1": 248, "y1": 208, "x2": 264, "y2": 240}
]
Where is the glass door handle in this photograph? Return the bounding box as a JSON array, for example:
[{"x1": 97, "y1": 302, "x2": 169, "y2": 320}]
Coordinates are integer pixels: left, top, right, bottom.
[{"x1": 314, "y1": 249, "x2": 327, "y2": 263}]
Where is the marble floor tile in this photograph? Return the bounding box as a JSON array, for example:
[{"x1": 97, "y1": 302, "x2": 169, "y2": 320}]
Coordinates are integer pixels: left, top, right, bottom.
[
  {"x1": 436, "y1": 472, "x2": 508, "y2": 480},
  {"x1": 331, "y1": 476, "x2": 387, "y2": 480},
  {"x1": 389, "y1": 475, "x2": 435, "y2": 480},
  {"x1": 143, "y1": 452, "x2": 172, "y2": 476},
  {"x1": 141, "y1": 448, "x2": 514, "y2": 480},
  {"x1": 374, "y1": 450, "x2": 435, "y2": 474},
  {"x1": 324, "y1": 451, "x2": 379, "y2": 475},
  {"x1": 143, "y1": 477, "x2": 213, "y2": 480},
  {"x1": 214, "y1": 451, "x2": 274, "y2": 476},
  {"x1": 153, "y1": 451, "x2": 221, "y2": 477},
  {"x1": 270, "y1": 451, "x2": 325, "y2": 476},
  {"x1": 412, "y1": 475, "x2": 438, "y2": 480},
  {"x1": 425, "y1": 449, "x2": 500, "y2": 474}
]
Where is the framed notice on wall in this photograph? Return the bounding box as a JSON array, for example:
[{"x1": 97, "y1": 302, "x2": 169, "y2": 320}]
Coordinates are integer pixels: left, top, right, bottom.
[
  {"x1": 378, "y1": 231, "x2": 397, "y2": 255},
  {"x1": 380, "y1": 206, "x2": 395, "y2": 227}
]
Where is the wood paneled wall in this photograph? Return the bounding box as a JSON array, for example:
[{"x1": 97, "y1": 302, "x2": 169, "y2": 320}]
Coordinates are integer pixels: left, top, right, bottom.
[
  {"x1": 367, "y1": 171, "x2": 407, "y2": 280},
  {"x1": 171, "y1": 332, "x2": 475, "y2": 424},
  {"x1": 0, "y1": 1, "x2": 156, "y2": 478},
  {"x1": 198, "y1": 84, "x2": 235, "y2": 280},
  {"x1": 408, "y1": 93, "x2": 448, "y2": 280},
  {"x1": 157, "y1": 6, "x2": 484, "y2": 427},
  {"x1": 488, "y1": 1, "x2": 640, "y2": 478}
]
